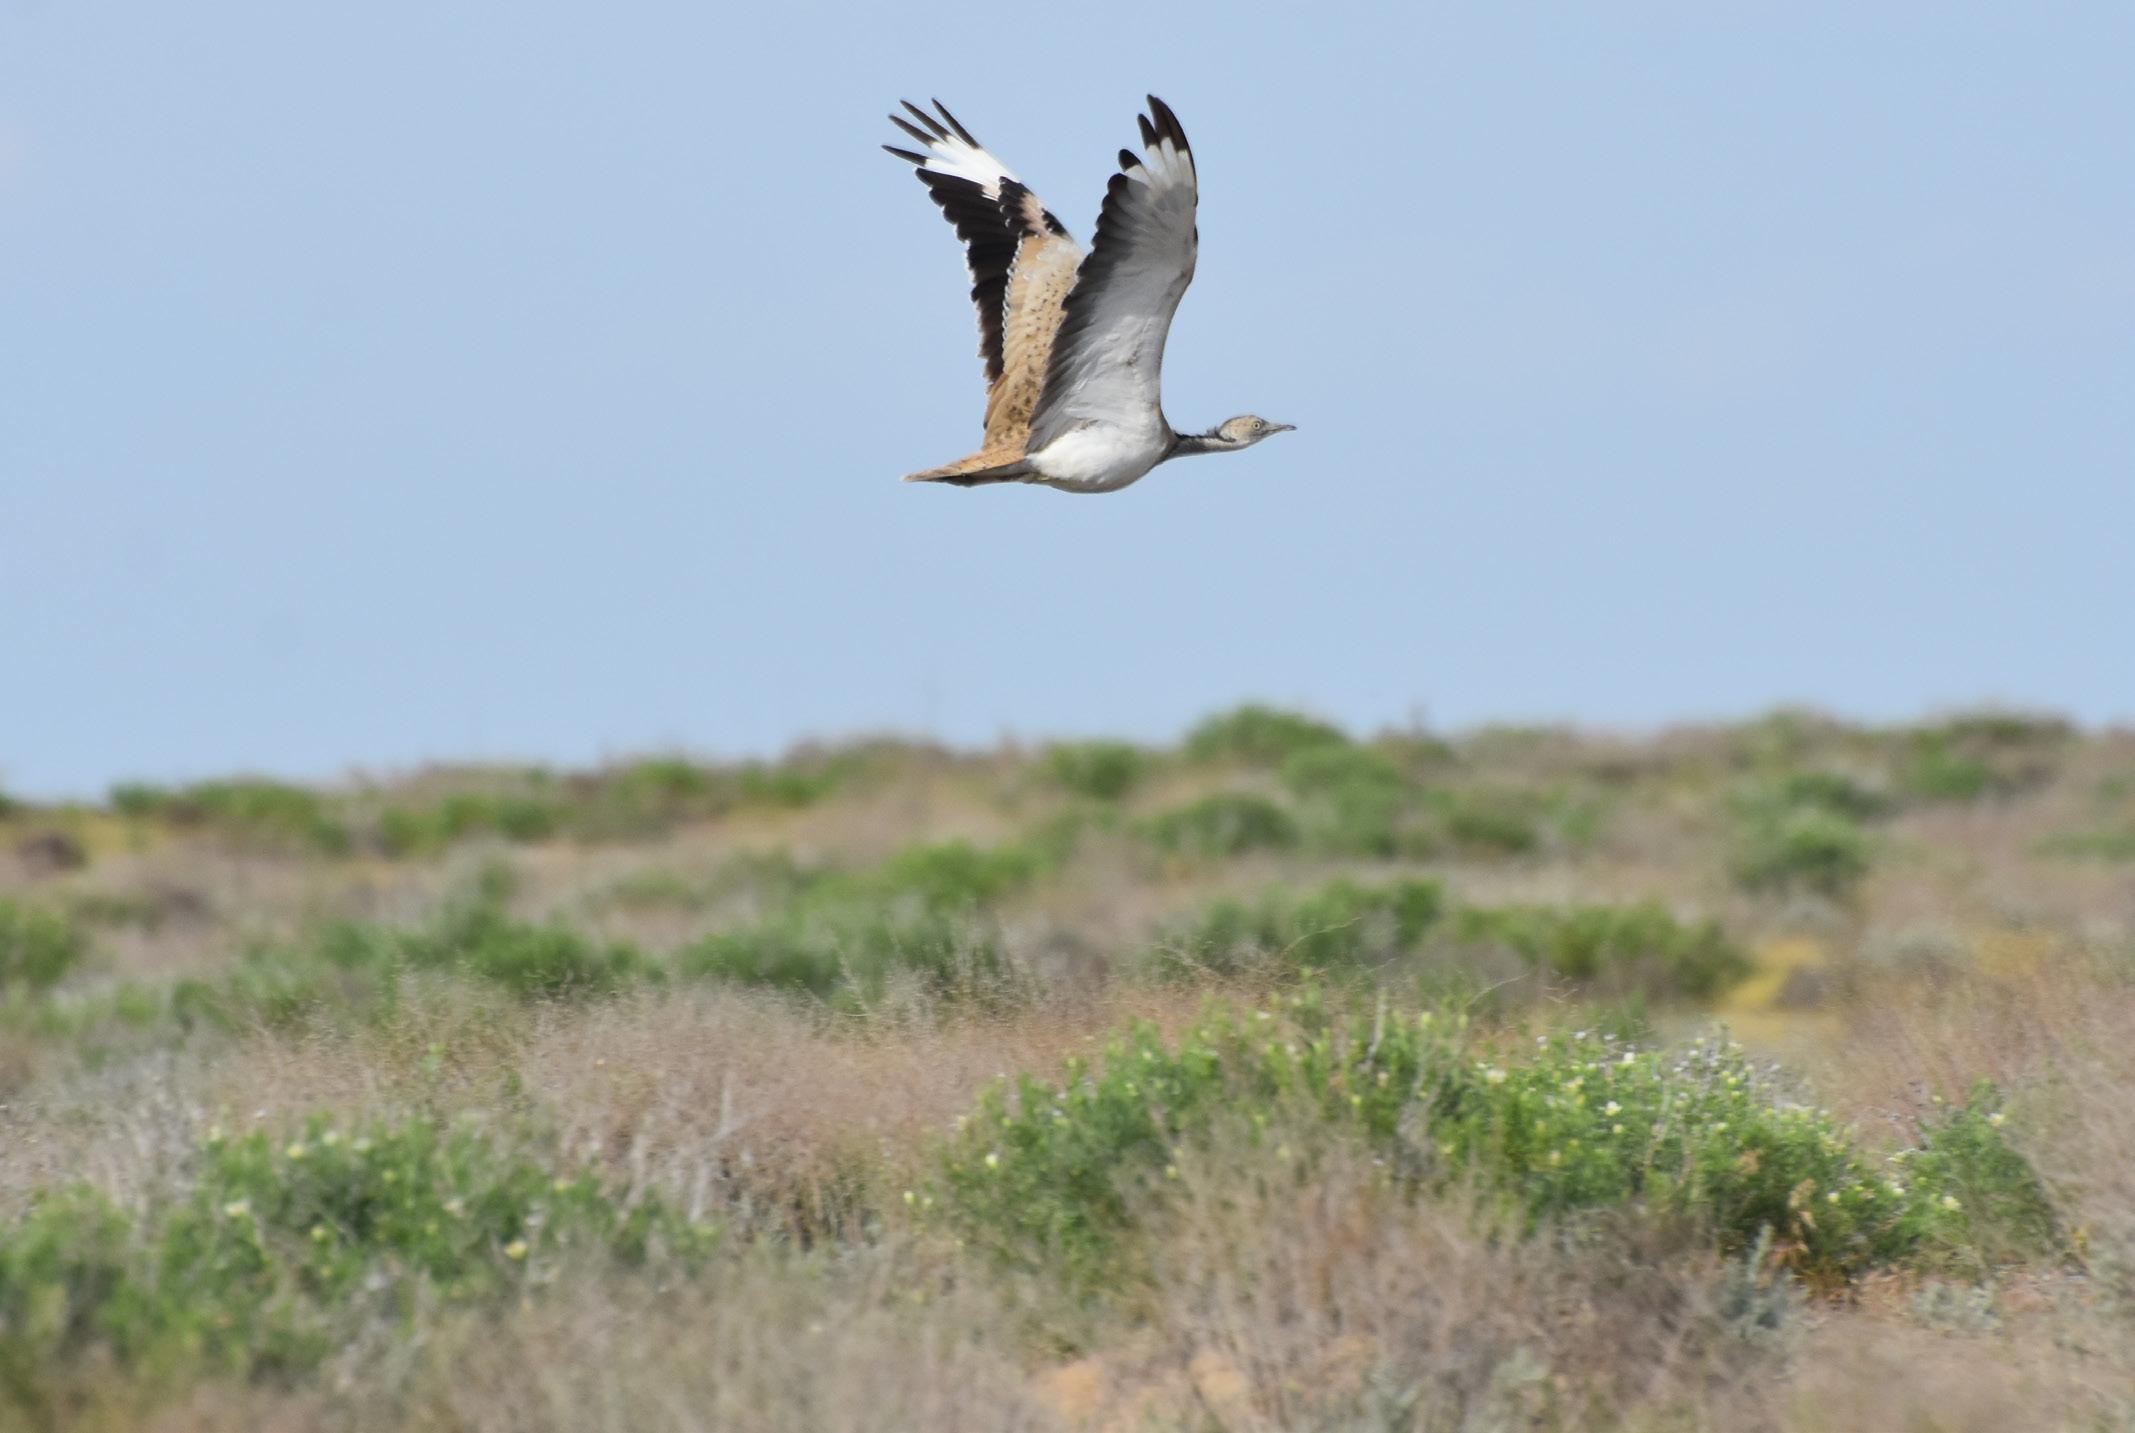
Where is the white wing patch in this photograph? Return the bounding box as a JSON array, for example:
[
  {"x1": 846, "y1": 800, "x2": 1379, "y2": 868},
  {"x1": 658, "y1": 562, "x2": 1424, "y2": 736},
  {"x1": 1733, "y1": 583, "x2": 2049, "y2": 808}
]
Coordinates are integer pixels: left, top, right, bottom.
[{"x1": 888, "y1": 100, "x2": 1018, "y2": 198}]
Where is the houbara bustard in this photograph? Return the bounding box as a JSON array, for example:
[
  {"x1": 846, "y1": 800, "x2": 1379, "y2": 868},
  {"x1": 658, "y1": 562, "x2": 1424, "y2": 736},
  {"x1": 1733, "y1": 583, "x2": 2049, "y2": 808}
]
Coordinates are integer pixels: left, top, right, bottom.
[{"x1": 885, "y1": 95, "x2": 1292, "y2": 493}]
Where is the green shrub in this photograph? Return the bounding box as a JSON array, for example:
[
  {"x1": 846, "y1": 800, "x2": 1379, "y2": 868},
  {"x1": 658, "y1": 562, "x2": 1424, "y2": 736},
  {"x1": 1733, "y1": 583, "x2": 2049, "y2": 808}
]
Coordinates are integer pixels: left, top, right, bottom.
[
  {"x1": 115, "y1": 779, "x2": 350, "y2": 855},
  {"x1": 1159, "y1": 882, "x2": 1743, "y2": 1003},
  {"x1": 933, "y1": 999, "x2": 1984, "y2": 1290},
  {"x1": 1902, "y1": 1082, "x2": 2061, "y2": 1270},
  {"x1": 1449, "y1": 903, "x2": 1749, "y2": 1000},
  {"x1": 876, "y1": 840, "x2": 1042, "y2": 912},
  {"x1": 1733, "y1": 804, "x2": 1872, "y2": 898},
  {"x1": 1428, "y1": 787, "x2": 1543, "y2": 857},
  {"x1": 1159, "y1": 879, "x2": 1446, "y2": 977},
  {"x1": 0, "y1": 1117, "x2": 717, "y2": 1411},
  {"x1": 377, "y1": 792, "x2": 562, "y2": 856},
  {"x1": 1143, "y1": 793, "x2": 1299, "y2": 859},
  {"x1": 1045, "y1": 741, "x2": 1148, "y2": 801},
  {"x1": 1281, "y1": 746, "x2": 1409, "y2": 856},
  {"x1": 1182, "y1": 705, "x2": 1349, "y2": 766},
  {"x1": 1763, "y1": 770, "x2": 1891, "y2": 821},
  {"x1": 406, "y1": 905, "x2": 654, "y2": 999},
  {"x1": 0, "y1": 902, "x2": 86, "y2": 996},
  {"x1": 676, "y1": 839, "x2": 1038, "y2": 1003},
  {"x1": 1902, "y1": 741, "x2": 1996, "y2": 803}
]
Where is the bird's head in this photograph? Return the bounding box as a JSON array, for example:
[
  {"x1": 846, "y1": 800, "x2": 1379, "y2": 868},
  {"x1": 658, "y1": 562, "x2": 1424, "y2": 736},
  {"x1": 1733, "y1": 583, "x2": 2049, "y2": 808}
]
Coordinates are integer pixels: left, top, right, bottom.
[{"x1": 1213, "y1": 415, "x2": 1297, "y2": 447}]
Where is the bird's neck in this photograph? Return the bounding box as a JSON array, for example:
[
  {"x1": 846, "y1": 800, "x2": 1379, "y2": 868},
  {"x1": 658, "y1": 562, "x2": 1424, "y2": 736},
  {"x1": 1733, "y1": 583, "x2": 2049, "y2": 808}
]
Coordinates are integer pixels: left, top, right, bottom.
[{"x1": 1167, "y1": 430, "x2": 1236, "y2": 458}]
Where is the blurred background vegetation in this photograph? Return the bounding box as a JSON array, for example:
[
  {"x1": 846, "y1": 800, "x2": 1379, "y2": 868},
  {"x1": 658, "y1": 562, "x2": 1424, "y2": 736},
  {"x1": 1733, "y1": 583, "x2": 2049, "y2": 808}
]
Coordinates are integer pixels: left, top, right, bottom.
[{"x1": 2, "y1": 704, "x2": 2133, "y2": 1429}]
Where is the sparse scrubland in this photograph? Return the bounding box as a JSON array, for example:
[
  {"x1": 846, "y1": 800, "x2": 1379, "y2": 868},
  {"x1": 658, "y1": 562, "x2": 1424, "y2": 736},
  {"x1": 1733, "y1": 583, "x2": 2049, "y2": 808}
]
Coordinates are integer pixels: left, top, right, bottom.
[{"x1": 3, "y1": 705, "x2": 2134, "y2": 1430}]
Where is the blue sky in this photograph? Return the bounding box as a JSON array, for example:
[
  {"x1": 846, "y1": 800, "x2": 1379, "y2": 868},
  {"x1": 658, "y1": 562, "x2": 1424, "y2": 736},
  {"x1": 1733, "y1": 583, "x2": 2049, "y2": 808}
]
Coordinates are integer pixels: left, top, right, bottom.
[{"x1": 3, "y1": 3, "x2": 2130, "y2": 798}]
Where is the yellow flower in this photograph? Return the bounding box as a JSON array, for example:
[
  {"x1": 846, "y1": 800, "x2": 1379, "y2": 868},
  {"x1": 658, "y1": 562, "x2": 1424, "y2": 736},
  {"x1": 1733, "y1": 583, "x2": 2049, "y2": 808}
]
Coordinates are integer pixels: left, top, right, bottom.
[
  {"x1": 1611, "y1": 1124, "x2": 1625, "y2": 1135},
  {"x1": 223, "y1": 1200, "x2": 250, "y2": 1219},
  {"x1": 1603, "y1": 1101, "x2": 1622, "y2": 1117},
  {"x1": 504, "y1": 1239, "x2": 529, "y2": 1260},
  {"x1": 902, "y1": 1190, "x2": 917, "y2": 1206},
  {"x1": 1988, "y1": 1112, "x2": 2006, "y2": 1128},
  {"x1": 983, "y1": 1152, "x2": 1000, "y2": 1171},
  {"x1": 285, "y1": 1143, "x2": 307, "y2": 1160},
  {"x1": 310, "y1": 1223, "x2": 329, "y2": 1242}
]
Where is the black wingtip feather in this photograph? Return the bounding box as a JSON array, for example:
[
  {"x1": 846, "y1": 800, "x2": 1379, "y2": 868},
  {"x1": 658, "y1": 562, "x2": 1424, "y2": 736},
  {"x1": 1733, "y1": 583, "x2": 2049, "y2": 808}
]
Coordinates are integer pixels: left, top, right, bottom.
[
  {"x1": 1118, "y1": 148, "x2": 1140, "y2": 170},
  {"x1": 899, "y1": 99, "x2": 949, "y2": 139},
  {"x1": 931, "y1": 99, "x2": 978, "y2": 147},
  {"x1": 1145, "y1": 95, "x2": 1192, "y2": 160},
  {"x1": 889, "y1": 114, "x2": 937, "y2": 148},
  {"x1": 882, "y1": 144, "x2": 928, "y2": 164},
  {"x1": 1137, "y1": 112, "x2": 1157, "y2": 149}
]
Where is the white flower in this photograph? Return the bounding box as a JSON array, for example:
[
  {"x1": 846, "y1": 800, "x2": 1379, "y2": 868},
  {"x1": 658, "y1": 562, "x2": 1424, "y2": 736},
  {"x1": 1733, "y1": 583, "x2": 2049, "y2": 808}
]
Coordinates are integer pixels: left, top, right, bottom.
[
  {"x1": 223, "y1": 1199, "x2": 250, "y2": 1219},
  {"x1": 1603, "y1": 1101, "x2": 1621, "y2": 1117},
  {"x1": 1483, "y1": 1067, "x2": 1508, "y2": 1085},
  {"x1": 1988, "y1": 1112, "x2": 2006, "y2": 1128},
  {"x1": 1940, "y1": 1194, "x2": 1962, "y2": 1212},
  {"x1": 983, "y1": 1152, "x2": 1000, "y2": 1171}
]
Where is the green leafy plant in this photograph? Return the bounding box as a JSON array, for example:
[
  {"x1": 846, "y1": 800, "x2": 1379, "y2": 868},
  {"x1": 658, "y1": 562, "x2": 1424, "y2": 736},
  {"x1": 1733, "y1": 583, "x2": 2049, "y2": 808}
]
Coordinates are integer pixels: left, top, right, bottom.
[
  {"x1": 1182, "y1": 705, "x2": 1349, "y2": 766},
  {"x1": 1280, "y1": 745, "x2": 1410, "y2": 856},
  {"x1": 1143, "y1": 793, "x2": 1299, "y2": 859},
  {"x1": 1448, "y1": 903, "x2": 1749, "y2": 1000},
  {"x1": 109, "y1": 779, "x2": 350, "y2": 855},
  {"x1": 1158, "y1": 879, "x2": 1446, "y2": 978},
  {"x1": 0, "y1": 902, "x2": 86, "y2": 996},
  {"x1": 0, "y1": 1117, "x2": 717, "y2": 1416},
  {"x1": 933, "y1": 996, "x2": 1987, "y2": 1291},
  {"x1": 1045, "y1": 741, "x2": 1149, "y2": 801}
]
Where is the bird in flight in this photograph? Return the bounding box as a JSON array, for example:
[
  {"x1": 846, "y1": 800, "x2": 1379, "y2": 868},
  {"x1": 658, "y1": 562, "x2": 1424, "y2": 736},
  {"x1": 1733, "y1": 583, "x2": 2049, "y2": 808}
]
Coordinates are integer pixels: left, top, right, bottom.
[{"x1": 885, "y1": 95, "x2": 1293, "y2": 493}]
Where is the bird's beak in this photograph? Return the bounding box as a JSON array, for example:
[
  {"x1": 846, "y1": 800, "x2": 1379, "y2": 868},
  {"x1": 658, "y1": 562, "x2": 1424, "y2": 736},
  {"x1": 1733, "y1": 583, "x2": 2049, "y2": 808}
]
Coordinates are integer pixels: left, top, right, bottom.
[{"x1": 1268, "y1": 422, "x2": 1297, "y2": 434}]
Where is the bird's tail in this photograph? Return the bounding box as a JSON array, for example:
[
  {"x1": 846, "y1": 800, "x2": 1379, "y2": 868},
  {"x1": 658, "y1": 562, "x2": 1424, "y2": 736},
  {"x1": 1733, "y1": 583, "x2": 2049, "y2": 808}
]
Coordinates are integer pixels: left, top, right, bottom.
[{"x1": 902, "y1": 453, "x2": 1034, "y2": 487}]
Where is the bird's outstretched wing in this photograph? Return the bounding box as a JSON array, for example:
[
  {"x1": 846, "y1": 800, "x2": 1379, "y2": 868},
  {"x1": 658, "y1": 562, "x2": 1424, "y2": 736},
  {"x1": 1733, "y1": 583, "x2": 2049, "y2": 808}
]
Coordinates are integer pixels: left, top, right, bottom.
[
  {"x1": 884, "y1": 101, "x2": 1082, "y2": 450},
  {"x1": 1025, "y1": 96, "x2": 1197, "y2": 451}
]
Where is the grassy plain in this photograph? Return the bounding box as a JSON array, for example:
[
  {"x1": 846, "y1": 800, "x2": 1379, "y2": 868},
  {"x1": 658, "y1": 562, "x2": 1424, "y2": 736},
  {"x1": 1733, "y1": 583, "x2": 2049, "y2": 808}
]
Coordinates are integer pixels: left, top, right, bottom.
[{"x1": 3, "y1": 705, "x2": 2133, "y2": 1430}]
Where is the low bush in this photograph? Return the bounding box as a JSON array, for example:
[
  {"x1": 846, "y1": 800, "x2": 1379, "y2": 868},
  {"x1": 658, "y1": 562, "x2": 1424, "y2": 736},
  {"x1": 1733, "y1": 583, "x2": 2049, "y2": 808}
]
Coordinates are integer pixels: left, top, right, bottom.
[
  {"x1": 1901, "y1": 1081, "x2": 2061, "y2": 1270},
  {"x1": 377, "y1": 792, "x2": 563, "y2": 856},
  {"x1": 1044, "y1": 741, "x2": 1148, "y2": 801},
  {"x1": 677, "y1": 839, "x2": 1040, "y2": 1004},
  {"x1": 1280, "y1": 745, "x2": 1409, "y2": 856},
  {"x1": 0, "y1": 902, "x2": 86, "y2": 996},
  {"x1": 1143, "y1": 793, "x2": 1299, "y2": 859},
  {"x1": 1158, "y1": 879, "x2": 1446, "y2": 978},
  {"x1": 1182, "y1": 705, "x2": 1349, "y2": 766},
  {"x1": 0, "y1": 1117, "x2": 718, "y2": 1418},
  {"x1": 1731, "y1": 776, "x2": 1876, "y2": 898},
  {"x1": 933, "y1": 996, "x2": 2018, "y2": 1291},
  {"x1": 1158, "y1": 880, "x2": 1743, "y2": 1003},
  {"x1": 1448, "y1": 903, "x2": 1749, "y2": 1000},
  {"x1": 1733, "y1": 804, "x2": 1872, "y2": 898},
  {"x1": 110, "y1": 779, "x2": 350, "y2": 855},
  {"x1": 1427, "y1": 786, "x2": 1545, "y2": 857}
]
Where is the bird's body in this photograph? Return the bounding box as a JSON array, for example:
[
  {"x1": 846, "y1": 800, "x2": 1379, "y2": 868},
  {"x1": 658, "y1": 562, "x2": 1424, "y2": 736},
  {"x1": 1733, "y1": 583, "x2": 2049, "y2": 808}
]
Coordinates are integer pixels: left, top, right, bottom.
[{"x1": 885, "y1": 95, "x2": 1291, "y2": 493}]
